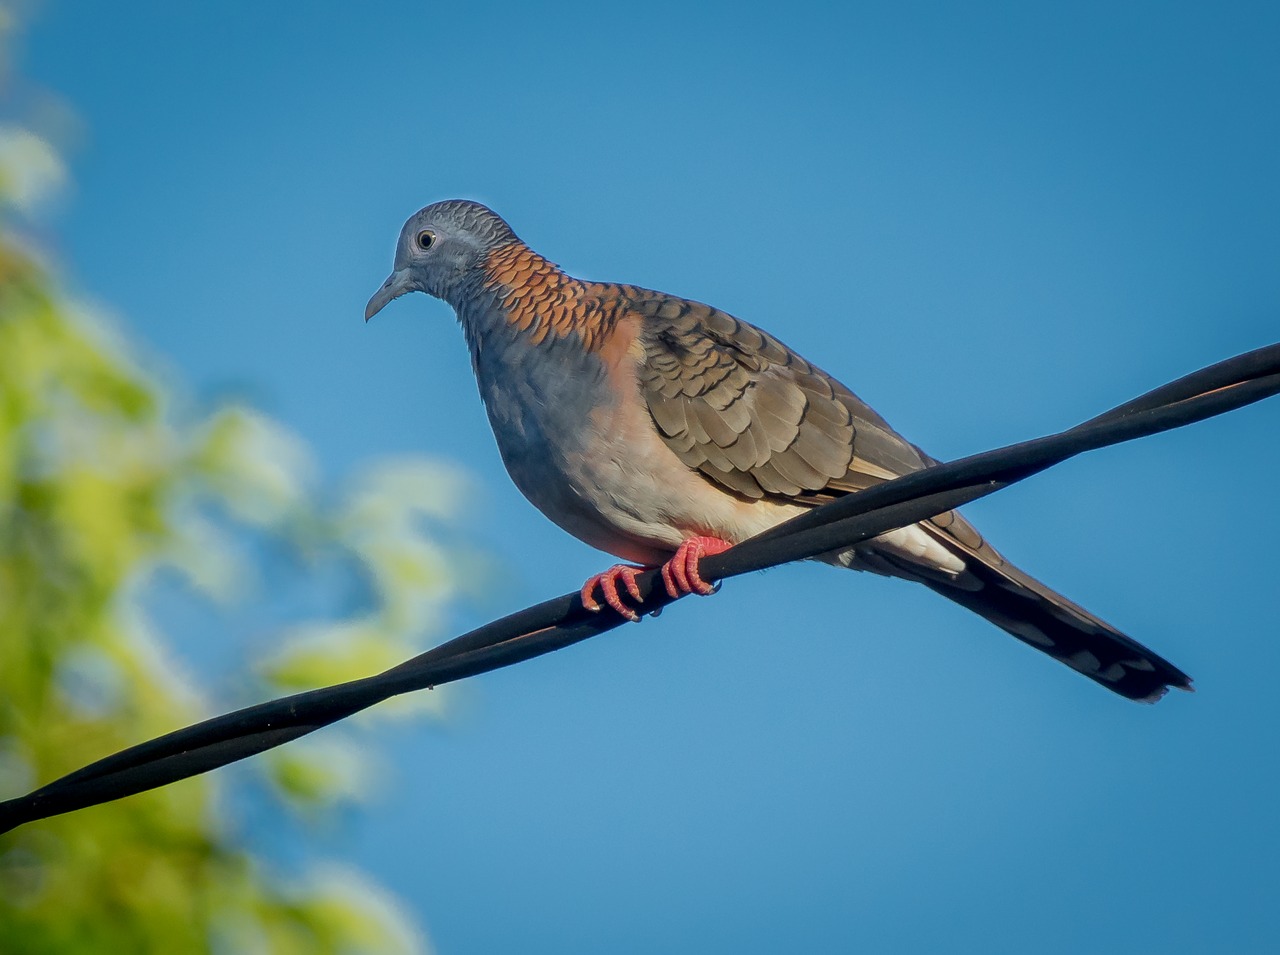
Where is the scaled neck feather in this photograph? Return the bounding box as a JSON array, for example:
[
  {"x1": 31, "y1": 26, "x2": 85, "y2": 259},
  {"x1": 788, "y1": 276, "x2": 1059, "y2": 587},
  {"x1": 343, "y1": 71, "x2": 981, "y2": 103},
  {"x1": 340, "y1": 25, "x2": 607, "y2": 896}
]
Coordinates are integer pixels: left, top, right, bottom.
[{"x1": 466, "y1": 242, "x2": 620, "y2": 352}]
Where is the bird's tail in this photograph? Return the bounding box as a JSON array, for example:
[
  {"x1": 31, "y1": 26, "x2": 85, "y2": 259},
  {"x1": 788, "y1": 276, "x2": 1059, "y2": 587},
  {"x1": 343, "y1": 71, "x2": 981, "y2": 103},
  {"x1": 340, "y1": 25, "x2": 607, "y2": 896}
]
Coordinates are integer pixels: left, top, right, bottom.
[{"x1": 844, "y1": 513, "x2": 1193, "y2": 702}]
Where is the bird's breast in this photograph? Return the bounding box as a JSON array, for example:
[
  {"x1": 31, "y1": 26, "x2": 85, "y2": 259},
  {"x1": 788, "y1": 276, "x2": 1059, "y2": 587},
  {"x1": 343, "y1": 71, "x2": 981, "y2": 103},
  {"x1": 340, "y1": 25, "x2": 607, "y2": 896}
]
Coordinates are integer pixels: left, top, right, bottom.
[{"x1": 469, "y1": 326, "x2": 803, "y2": 563}]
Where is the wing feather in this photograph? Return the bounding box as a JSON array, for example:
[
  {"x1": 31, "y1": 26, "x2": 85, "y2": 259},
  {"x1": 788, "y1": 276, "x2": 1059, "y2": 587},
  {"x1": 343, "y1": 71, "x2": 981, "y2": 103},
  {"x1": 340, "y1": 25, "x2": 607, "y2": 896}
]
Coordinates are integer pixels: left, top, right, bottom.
[{"x1": 632, "y1": 293, "x2": 926, "y2": 505}]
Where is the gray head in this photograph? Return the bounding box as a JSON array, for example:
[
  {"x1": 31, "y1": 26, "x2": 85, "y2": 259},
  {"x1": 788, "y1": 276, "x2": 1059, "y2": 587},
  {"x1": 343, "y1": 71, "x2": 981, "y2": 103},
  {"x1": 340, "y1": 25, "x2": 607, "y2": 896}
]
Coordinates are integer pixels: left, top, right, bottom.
[{"x1": 365, "y1": 200, "x2": 518, "y2": 320}]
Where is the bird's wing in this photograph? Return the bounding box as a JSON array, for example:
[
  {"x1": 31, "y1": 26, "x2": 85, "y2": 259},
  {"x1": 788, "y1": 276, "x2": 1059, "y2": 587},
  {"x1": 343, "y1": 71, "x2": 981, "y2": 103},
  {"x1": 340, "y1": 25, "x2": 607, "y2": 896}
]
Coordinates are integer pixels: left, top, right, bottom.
[
  {"x1": 630, "y1": 290, "x2": 1011, "y2": 565},
  {"x1": 631, "y1": 291, "x2": 932, "y2": 502},
  {"x1": 626, "y1": 291, "x2": 1191, "y2": 700}
]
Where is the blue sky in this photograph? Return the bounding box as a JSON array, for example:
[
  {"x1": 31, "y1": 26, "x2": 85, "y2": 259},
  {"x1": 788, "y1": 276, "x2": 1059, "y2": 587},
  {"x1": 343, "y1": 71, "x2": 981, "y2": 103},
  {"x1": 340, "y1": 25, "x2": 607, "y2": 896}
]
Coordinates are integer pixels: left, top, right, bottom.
[{"x1": 23, "y1": 1, "x2": 1280, "y2": 951}]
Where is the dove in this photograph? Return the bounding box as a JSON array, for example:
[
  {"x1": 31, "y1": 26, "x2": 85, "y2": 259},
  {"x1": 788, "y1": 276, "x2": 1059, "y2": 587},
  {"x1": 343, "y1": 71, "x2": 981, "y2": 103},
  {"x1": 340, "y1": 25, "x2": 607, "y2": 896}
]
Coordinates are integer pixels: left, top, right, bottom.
[{"x1": 366, "y1": 199, "x2": 1191, "y2": 702}]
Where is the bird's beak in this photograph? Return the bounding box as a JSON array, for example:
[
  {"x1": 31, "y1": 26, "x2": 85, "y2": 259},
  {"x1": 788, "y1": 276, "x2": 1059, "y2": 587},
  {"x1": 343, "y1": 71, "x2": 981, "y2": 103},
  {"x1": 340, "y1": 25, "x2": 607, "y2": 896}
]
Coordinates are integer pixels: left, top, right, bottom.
[{"x1": 365, "y1": 268, "x2": 414, "y2": 322}]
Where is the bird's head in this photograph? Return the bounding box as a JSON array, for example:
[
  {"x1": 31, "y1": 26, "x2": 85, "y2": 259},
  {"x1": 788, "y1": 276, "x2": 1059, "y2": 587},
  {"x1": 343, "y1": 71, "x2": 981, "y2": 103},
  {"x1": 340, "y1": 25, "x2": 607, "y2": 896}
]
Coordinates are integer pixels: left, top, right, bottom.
[{"x1": 365, "y1": 199, "x2": 517, "y2": 320}]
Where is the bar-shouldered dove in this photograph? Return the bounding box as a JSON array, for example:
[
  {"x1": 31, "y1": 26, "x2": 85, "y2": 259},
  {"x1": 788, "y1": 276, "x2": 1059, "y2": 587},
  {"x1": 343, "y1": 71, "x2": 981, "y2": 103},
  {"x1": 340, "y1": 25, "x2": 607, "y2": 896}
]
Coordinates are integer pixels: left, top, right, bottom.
[{"x1": 366, "y1": 200, "x2": 1191, "y2": 702}]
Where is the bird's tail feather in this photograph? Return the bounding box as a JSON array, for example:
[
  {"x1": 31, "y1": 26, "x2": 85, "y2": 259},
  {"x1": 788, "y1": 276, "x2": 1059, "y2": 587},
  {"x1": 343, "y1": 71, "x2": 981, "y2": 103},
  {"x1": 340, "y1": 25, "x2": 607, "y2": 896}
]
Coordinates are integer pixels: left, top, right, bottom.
[{"x1": 851, "y1": 516, "x2": 1193, "y2": 702}]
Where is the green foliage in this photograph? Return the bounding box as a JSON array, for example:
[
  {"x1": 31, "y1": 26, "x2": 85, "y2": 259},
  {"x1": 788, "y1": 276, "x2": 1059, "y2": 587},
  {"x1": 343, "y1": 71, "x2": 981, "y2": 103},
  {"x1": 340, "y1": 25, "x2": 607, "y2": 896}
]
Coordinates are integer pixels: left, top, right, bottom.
[{"x1": 0, "y1": 16, "x2": 456, "y2": 954}]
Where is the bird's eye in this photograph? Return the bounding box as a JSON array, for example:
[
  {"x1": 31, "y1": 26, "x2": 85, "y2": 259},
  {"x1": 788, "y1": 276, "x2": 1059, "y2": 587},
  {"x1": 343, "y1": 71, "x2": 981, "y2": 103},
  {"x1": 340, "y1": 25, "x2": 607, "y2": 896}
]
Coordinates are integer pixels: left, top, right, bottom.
[{"x1": 416, "y1": 230, "x2": 436, "y2": 250}]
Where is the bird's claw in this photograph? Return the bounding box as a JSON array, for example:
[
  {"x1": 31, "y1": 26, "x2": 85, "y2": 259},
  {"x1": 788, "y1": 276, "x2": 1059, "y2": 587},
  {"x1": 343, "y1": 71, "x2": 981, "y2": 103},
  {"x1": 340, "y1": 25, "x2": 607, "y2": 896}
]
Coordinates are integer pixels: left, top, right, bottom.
[
  {"x1": 581, "y1": 564, "x2": 646, "y2": 622},
  {"x1": 661, "y1": 536, "x2": 732, "y2": 600},
  {"x1": 581, "y1": 537, "x2": 731, "y2": 622}
]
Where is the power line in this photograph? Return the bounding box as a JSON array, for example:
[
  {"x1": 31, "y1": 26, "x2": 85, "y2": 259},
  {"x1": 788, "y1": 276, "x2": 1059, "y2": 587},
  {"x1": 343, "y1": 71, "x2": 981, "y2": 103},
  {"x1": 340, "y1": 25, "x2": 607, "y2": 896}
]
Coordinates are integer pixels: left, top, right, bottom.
[{"x1": 2, "y1": 341, "x2": 1277, "y2": 834}]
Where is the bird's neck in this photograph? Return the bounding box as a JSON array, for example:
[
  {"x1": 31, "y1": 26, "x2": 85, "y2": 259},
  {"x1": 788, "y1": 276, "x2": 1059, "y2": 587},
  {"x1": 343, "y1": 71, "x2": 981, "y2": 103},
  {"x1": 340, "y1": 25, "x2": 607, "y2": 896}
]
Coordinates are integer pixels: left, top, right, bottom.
[
  {"x1": 454, "y1": 242, "x2": 625, "y2": 451},
  {"x1": 456, "y1": 241, "x2": 617, "y2": 353}
]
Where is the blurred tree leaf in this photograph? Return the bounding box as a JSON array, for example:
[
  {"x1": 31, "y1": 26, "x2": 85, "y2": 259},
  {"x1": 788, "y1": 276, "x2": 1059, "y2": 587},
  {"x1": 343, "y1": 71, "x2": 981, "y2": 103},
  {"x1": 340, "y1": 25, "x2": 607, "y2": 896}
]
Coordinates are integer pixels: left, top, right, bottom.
[{"x1": 0, "y1": 8, "x2": 455, "y2": 953}]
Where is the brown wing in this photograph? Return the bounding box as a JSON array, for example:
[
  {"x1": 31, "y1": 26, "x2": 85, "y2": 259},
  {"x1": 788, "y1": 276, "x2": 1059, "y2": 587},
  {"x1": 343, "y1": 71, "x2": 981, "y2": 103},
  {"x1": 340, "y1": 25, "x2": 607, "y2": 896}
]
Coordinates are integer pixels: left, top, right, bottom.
[
  {"x1": 631, "y1": 290, "x2": 1007, "y2": 569},
  {"x1": 631, "y1": 292, "x2": 930, "y2": 503},
  {"x1": 630, "y1": 293, "x2": 1192, "y2": 699},
  {"x1": 627, "y1": 292, "x2": 1191, "y2": 700}
]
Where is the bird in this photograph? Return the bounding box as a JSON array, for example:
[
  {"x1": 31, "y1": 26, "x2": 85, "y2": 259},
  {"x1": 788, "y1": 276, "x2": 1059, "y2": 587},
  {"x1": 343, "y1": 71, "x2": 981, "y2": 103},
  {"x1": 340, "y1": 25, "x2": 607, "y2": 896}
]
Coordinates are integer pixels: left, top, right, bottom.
[{"x1": 365, "y1": 199, "x2": 1192, "y2": 703}]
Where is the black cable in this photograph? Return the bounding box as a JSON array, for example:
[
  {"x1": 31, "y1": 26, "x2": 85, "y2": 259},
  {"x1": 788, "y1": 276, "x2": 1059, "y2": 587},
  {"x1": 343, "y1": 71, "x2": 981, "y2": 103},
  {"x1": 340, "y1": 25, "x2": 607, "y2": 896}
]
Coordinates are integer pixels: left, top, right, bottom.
[{"x1": 1, "y1": 342, "x2": 1277, "y2": 834}]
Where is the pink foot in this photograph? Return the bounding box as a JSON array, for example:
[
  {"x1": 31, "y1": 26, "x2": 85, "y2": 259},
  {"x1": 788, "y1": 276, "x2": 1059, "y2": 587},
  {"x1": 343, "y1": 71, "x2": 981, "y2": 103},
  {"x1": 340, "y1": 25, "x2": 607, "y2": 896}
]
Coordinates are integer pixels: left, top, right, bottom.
[
  {"x1": 581, "y1": 564, "x2": 646, "y2": 622},
  {"x1": 581, "y1": 537, "x2": 733, "y2": 622},
  {"x1": 660, "y1": 536, "x2": 732, "y2": 600}
]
